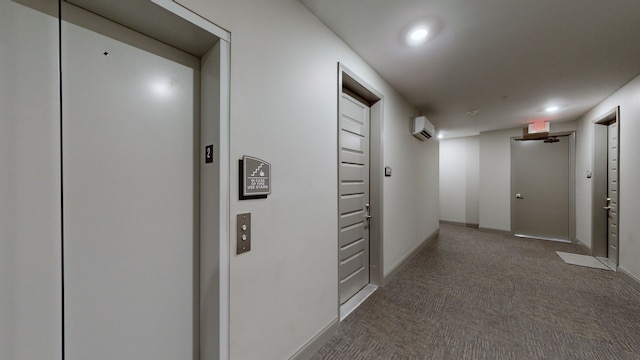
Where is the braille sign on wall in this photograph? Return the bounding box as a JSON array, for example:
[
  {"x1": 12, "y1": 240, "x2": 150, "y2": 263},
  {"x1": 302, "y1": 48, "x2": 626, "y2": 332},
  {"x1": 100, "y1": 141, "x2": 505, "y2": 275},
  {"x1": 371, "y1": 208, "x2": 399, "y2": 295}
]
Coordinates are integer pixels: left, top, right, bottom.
[{"x1": 241, "y1": 155, "x2": 271, "y2": 198}]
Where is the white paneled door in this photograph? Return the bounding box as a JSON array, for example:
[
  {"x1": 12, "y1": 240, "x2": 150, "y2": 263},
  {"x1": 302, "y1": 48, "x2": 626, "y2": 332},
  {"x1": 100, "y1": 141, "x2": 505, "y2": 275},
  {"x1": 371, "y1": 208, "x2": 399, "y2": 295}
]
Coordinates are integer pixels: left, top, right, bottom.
[
  {"x1": 62, "y1": 5, "x2": 199, "y2": 359},
  {"x1": 338, "y1": 93, "x2": 370, "y2": 304},
  {"x1": 607, "y1": 121, "x2": 619, "y2": 264}
]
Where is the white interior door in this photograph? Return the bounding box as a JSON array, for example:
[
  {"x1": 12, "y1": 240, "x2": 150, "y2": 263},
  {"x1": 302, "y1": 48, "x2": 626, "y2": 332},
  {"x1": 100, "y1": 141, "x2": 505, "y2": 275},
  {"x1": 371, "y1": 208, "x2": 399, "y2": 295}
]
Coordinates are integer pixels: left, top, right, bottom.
[
  {"x1": 62, "y1": 5, "x2": 199, "y2": 359},
  {"x1": 338, "y1": 92, "x2": 370, "y2": 304},
  {"x1": 607, "y1": 121, "x2": 619, "y2": 263},
  {"x1": 512, "y1": 137, "x2": 570, "y2": 241}
]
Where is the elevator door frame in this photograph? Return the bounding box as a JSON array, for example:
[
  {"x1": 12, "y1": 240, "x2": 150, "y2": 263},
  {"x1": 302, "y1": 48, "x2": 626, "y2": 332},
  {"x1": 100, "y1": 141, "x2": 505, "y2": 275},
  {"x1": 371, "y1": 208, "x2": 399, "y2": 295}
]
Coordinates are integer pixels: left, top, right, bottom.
[{"x1": 60, "y1": 1, "x2": 231, "y2": 359}]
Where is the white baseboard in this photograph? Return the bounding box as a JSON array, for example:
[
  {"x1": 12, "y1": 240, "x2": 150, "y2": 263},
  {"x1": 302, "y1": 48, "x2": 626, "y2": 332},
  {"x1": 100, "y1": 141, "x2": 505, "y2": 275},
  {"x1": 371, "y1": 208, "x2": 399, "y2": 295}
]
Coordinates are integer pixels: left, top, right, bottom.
[
  {"x1": 477, "y1": 227, "x2": 513, "y2": 235},
  {"x1": 618, "y1": 266, "x2": 640, "y2": 293},
  {"x1": 289, "y1": 318, "x2": 339, "y2": 360},
  {"x1": 440, "y1": 220, "x2": 479, "y2": 228},
  {"x1": 574, "y1": 237, "x2": 591, "y2": 253},
  {"x1": 382, "y1": 229, "x2": 439, "y2": 287}
]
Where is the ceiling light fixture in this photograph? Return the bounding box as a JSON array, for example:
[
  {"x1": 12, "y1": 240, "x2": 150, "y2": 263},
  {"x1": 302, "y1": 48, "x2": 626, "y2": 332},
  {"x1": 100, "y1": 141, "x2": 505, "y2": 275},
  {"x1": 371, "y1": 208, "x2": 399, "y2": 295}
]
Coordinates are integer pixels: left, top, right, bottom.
[
  {"x1": 406, "y1": 26, "x2": 430, "y2": 46},
  {"x1": 545, "y1": 106, "x2": 559, "y2": 113},
  {"x1": 410, "y1": 28, "x2": 428, "y2": 41}
]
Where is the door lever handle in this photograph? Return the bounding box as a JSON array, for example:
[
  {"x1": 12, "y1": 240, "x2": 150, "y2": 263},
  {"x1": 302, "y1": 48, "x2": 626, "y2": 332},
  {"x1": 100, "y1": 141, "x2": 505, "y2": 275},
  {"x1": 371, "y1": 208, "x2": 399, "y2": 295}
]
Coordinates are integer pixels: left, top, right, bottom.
[
  {"x1": 365, "y1": 214, "x2": 372, "y2": 220},
  {"x1": 603, "y1": 206, "x2": 611, "y2": 210}
]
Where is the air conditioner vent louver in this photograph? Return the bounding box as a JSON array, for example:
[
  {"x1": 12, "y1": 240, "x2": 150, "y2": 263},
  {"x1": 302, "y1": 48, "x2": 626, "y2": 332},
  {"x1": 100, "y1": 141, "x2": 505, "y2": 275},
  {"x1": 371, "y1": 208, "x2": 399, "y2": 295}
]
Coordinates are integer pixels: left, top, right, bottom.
[{"x1": 412, "y1": 116, "x2": 435, "y2": 141}]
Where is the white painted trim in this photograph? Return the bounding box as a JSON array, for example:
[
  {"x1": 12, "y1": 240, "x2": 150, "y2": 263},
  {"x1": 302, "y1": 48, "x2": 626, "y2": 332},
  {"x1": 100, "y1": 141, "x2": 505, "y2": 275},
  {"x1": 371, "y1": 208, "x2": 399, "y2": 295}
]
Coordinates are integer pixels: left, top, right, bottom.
[
  {"x1": 149, "y1": 2, "x2": 231, "y2": 358},
  {"x1": 382, "y1": 229, "x2": 439, "y2": 286},
  {"x1": 218, "y1": 40, "x2": 231, "y2": 360},
  {"x1": 591, "y1": 107, "x2": 621, "y2": 265},
  {"x1": 337, "y1": 62, "x2": 385, "y2": 288},
  {"x1": 336, "y1": 63, "x2": 385, "y2": 323},
  {"x1": 289, "y1": 318, "x2": 339, "y2": 360},
  {"x1": 151, "y1": 0, "x2": 230, "y2": 42}
]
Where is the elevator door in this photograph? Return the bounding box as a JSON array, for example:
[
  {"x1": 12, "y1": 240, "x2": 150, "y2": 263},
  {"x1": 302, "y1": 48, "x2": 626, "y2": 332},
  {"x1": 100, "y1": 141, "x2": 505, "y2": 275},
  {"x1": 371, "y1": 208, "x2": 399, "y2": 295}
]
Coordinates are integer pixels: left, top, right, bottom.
[
  {"x1": 62, "y1": 5, "x2": 199, "y2": 359},
  {"x1": 512, "y1": 136, "x2": 570, "y2": 241},
  {"x1": 338, "y1": 92, "x2": 370, "y2": 304}
]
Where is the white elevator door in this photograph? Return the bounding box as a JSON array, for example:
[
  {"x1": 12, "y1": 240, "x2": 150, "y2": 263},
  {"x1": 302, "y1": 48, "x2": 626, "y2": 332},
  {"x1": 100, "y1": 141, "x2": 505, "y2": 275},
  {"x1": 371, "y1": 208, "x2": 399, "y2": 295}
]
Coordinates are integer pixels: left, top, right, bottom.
[
  {"x1": 338, "y1": 92, "x2": 370, "y2": 305},
  {"x1": 62, "y1": 7, "x2": 199, "y2": 359}
]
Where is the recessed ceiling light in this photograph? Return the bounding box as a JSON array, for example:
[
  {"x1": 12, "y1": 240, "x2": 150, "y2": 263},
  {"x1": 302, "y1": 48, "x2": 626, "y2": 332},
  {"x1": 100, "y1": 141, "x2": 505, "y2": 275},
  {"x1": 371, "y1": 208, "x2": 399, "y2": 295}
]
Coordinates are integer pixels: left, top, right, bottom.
[
  {"x1": 437, "y1": 133, "x2": 443, "y2": 139},
  {"x1": 410, "y1": 28, "x2": 428, "y2": 41},
  {"x1": 545, "y1": 106, "x2": 559, "y2": 113},
  {"x1": 406, "y1": 26, "x2": 430, "y2": 46}
]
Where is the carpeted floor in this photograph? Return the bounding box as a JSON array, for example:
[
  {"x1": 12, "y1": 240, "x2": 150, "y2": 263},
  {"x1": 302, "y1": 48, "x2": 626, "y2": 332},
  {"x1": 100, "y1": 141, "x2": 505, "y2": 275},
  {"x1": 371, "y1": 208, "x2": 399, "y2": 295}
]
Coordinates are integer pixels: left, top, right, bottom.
[{"x1": 312, "y1": 223, "x2": 640, "y2": 360}]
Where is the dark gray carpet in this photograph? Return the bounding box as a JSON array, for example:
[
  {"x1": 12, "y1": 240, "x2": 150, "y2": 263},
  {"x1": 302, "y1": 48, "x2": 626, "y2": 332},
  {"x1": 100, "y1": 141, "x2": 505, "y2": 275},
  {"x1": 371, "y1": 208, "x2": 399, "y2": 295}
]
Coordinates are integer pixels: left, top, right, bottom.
[{"x1": 312, "y1": 223, "x2": 640, "y2": 359}]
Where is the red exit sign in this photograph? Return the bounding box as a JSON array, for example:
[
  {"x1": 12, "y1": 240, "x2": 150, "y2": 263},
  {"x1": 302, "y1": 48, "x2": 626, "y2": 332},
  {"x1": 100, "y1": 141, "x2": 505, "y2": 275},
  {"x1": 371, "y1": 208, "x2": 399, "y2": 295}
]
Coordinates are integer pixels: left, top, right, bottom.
[{"x1": 528, "y1": 121, "x2": 549, "y2": 134}]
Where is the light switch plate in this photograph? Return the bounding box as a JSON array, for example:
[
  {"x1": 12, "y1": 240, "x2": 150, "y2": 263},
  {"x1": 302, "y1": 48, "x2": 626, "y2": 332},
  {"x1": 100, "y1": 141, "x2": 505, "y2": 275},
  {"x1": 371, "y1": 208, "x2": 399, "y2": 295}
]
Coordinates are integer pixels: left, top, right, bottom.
[{"x1": 236, "y1": 213, "x2": 251, "y2": 254}]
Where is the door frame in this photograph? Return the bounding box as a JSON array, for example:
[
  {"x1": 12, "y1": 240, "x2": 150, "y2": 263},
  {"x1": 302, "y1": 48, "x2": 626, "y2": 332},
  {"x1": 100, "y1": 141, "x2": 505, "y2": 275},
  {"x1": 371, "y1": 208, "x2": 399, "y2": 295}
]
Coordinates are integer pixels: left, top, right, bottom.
[
  {"x1": 591, "y1": 106, "x2": 620, "y2": 265},
  {"x1": 59, "y1": 1, "x2": 231, "y2": 359},
  {"x1": 337, "y1": 63, "x2": 384, "y2": 306},
  {"x1": 510, "y1": 131, "x2": 576, "y2": 242}
]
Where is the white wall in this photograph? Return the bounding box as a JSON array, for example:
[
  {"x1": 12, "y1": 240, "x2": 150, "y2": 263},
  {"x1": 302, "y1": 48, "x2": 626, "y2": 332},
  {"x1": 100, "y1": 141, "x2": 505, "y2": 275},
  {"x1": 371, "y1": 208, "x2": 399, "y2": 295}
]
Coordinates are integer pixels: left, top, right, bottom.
[
  {"x1": 439, "y1": 136, "x2": 479, "y2": 225},
  {"x1": 576, "y1": 74, "x2": 640, "y2": 281},
  {"x1": 382, "y1": 100, "x2": 439, "y2": 277},
  {"x1": 0, "y1": 2, "x2": 62, "y2": 359},
  {"x1": 478, "y1": 122, "x2": 577, "y2": 232},
  {"x1": 175, "y1": 0, "x2": 440, "y2": 359},
  {"x1": 478, "y1": 128, "x2": 522, "y2": 231}
]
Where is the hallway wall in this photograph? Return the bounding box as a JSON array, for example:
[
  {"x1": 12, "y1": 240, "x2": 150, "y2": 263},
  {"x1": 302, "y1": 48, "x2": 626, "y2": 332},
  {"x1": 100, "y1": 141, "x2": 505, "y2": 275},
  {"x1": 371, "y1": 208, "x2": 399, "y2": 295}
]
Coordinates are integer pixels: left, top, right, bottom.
[
  {"x1": 439, "y1": 136, "x2": 479, "y2": 225},
  {"x1": 1, "y1": 1, "x2": 439, "y2": 358},
  {"x1": 439, "y1": 122, "x2": 577, "y2": 232},
  {"x1": 576, "y1": 73, "x2": 640, "y2": 282},
  {"x1": 175, "y1": 0, "x2": 440, "y2": 359}
]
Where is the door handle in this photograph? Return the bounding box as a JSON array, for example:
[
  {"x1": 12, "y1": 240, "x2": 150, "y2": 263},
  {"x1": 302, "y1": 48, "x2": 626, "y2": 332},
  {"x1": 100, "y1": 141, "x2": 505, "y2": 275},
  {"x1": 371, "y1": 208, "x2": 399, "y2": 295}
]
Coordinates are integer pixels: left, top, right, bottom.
[
  {"x1": 604, "y1": 206, "x2": 611, "y2": 210},
  {"x1": 365, "y1": 203, "x2": 371, "y2": 220},
  {"x1": 365, "y1": 214, "x2": 372, "y2": 220},
  {"x1": 515, "y1": 193, "x2": 523, "y2": 199}
]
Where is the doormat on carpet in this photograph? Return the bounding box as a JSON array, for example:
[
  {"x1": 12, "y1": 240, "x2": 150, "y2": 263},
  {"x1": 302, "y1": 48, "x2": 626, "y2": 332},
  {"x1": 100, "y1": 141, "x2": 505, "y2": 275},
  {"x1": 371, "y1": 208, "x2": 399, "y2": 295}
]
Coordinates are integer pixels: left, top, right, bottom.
[{"x1": 556, "y1": 252, "x2": 612, "y2": 271}]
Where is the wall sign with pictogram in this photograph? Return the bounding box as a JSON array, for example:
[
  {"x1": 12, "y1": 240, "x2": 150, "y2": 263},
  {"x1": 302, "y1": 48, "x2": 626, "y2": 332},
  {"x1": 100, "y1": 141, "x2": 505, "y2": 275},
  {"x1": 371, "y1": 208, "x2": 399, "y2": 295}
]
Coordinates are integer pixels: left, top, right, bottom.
[{"x1": 239, "y1": 155, "x2": 271, "y2": 200}]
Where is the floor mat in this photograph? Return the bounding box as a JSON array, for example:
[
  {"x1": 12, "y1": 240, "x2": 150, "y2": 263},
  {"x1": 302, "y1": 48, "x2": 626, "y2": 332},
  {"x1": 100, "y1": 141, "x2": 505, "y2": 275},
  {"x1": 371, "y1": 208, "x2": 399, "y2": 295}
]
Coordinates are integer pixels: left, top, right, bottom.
[{"x1": 556, "y1": 251, "x2": 612, "y2": 271}]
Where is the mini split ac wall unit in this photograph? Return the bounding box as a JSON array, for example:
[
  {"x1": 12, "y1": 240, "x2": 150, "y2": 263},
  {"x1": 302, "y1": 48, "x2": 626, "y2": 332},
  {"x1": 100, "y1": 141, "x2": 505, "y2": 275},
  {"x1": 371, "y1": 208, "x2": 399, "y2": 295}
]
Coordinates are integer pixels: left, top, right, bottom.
[{"x1": 411, "y1": 116, "x2": 435, "y2": 141}]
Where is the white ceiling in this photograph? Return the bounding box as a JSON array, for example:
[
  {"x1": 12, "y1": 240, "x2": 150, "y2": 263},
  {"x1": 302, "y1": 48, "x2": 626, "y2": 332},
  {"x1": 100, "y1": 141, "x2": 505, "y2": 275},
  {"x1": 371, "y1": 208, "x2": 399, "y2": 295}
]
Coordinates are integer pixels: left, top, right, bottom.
[{"x1": 301, "y1": 0, "x2": 640, "y2": 138}]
